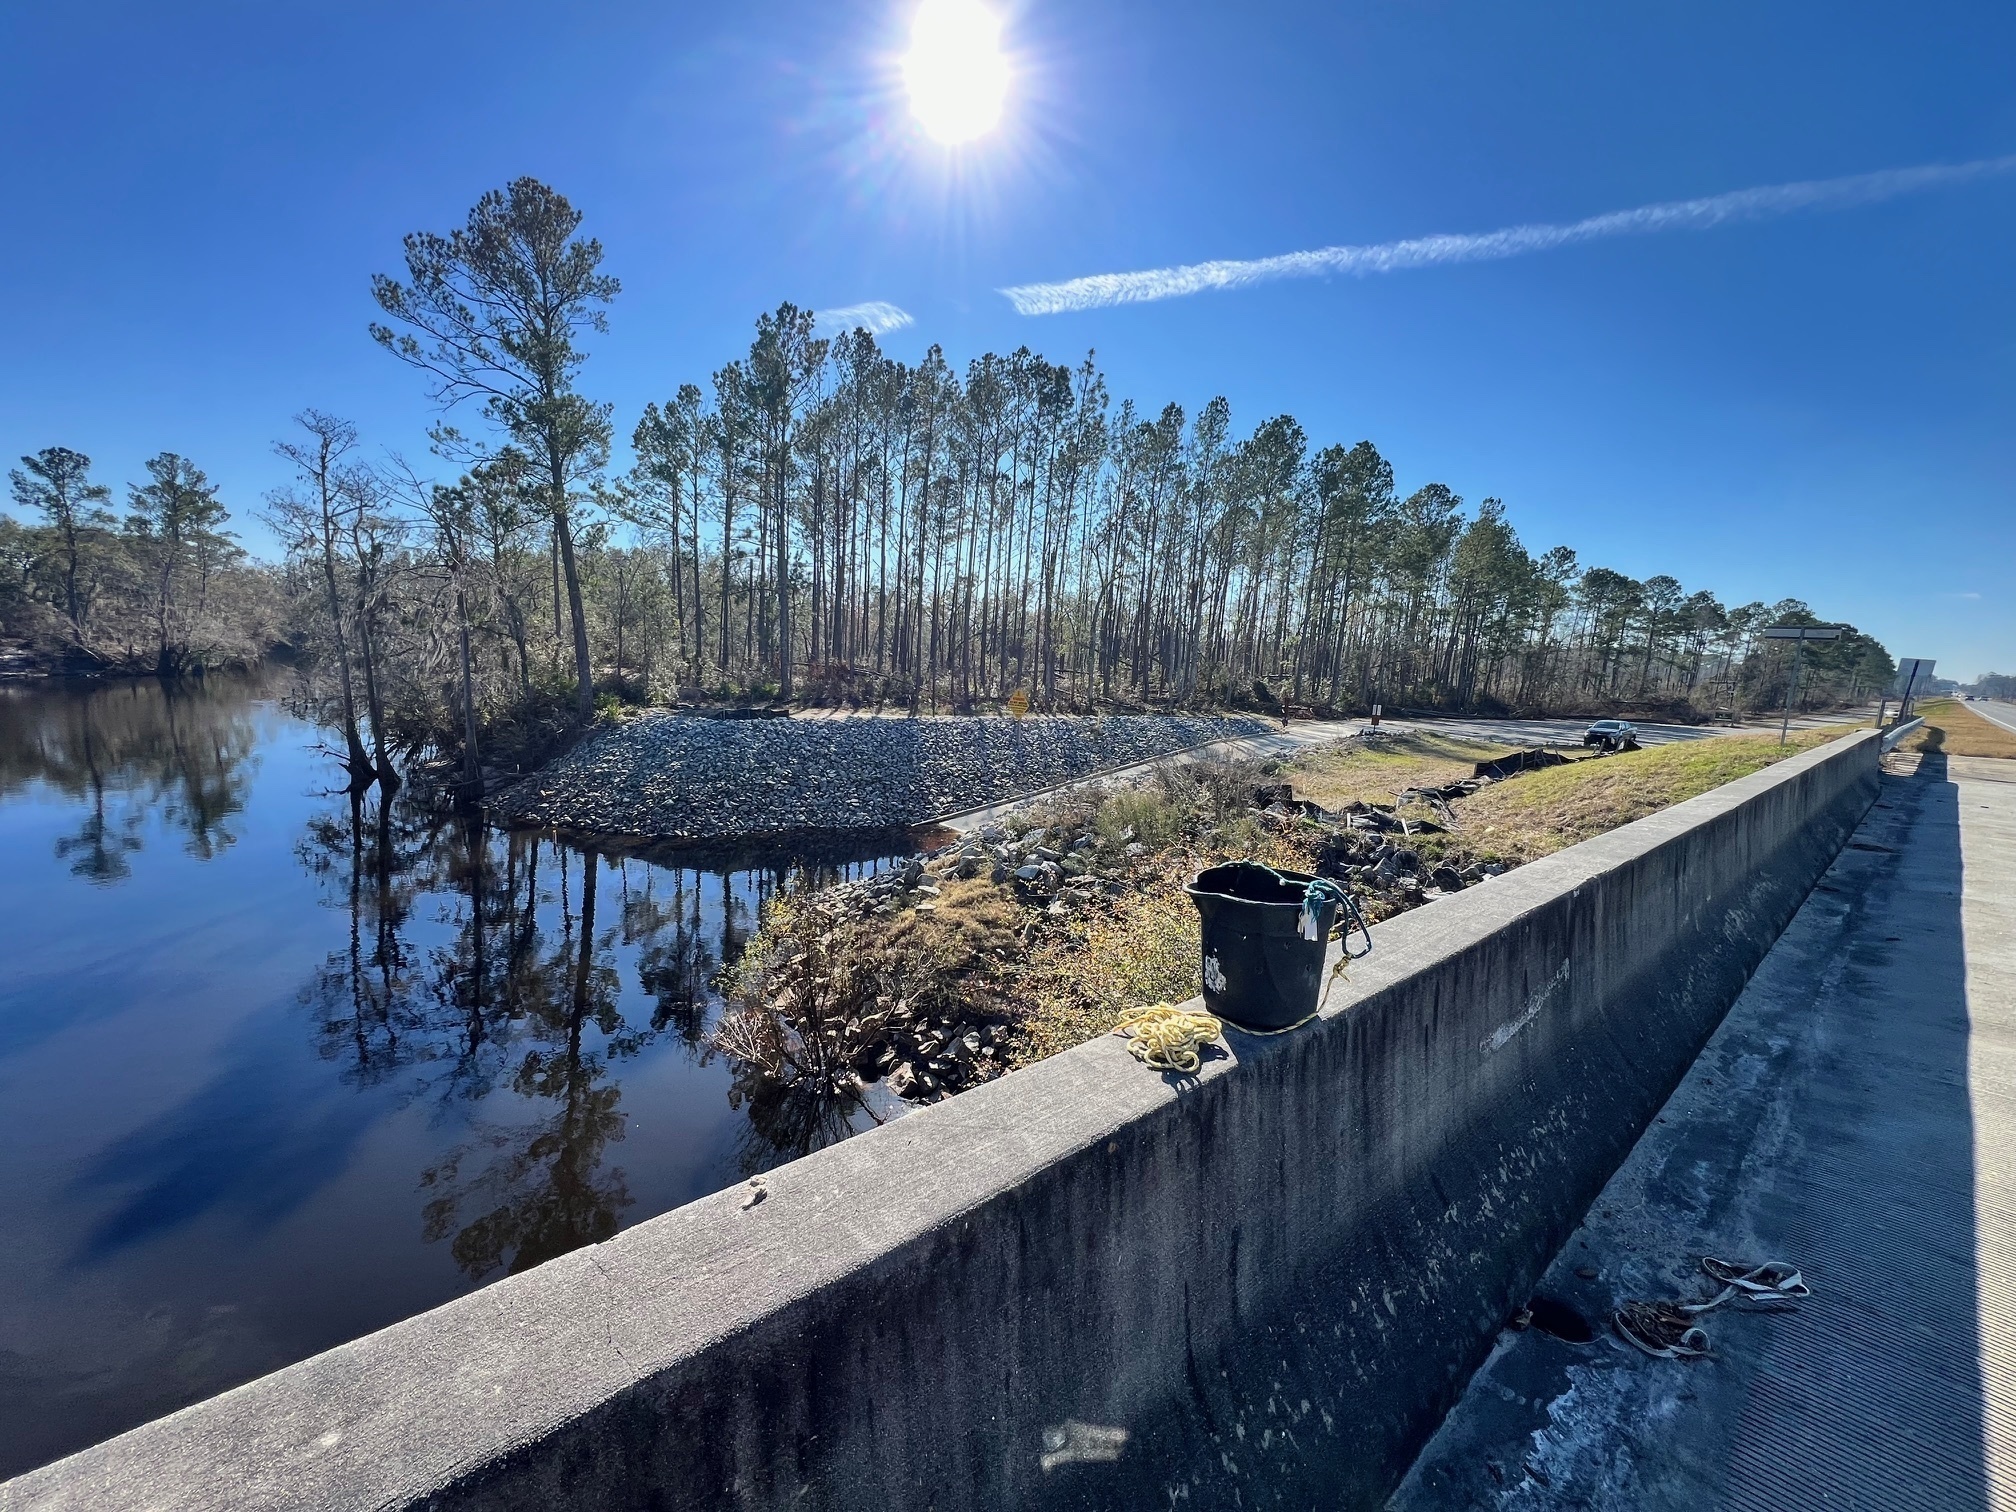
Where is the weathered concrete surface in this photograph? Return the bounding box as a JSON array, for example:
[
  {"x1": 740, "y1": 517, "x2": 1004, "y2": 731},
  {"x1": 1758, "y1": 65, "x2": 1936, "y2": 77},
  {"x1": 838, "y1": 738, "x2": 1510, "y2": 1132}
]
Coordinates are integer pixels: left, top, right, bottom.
[
  {"x1": 1392, "y1": 749, "x2": 2016, "y2": 1509},
  {"x1": 1, "y1": 734, "x2": 1881, "y2": 1512}
]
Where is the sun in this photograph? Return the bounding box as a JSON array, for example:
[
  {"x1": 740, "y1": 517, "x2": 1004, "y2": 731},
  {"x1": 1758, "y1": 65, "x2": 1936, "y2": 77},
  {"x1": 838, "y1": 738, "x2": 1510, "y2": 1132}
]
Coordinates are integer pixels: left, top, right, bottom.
[{"x1": 902, "y1": 0, "x2": 1009, "y2": 145}]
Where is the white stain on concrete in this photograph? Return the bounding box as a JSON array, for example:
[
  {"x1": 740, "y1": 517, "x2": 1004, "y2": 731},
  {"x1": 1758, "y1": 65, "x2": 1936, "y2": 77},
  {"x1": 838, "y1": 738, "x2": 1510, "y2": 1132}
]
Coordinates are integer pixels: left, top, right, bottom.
[
  {"x1": 1482, "y1": 959, "x2": 1573, "y2": 1054},
  {"x1": 1040, "y1": 1420, "x2": 1130, "y2": 1471}
]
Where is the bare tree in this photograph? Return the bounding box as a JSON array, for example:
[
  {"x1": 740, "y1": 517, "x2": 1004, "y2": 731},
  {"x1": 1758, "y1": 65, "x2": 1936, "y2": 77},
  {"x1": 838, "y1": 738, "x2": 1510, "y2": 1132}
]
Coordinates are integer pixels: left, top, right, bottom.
[{"x1": 266, "y1": 412, "x2": 377, "y2": 788}]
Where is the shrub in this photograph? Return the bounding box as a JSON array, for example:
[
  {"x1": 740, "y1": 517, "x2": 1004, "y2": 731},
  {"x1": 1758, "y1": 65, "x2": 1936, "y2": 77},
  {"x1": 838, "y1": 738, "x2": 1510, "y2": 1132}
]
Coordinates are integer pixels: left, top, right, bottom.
[{"x1": 1095, "y1": 788, "x2": 1184, "y2": 851}]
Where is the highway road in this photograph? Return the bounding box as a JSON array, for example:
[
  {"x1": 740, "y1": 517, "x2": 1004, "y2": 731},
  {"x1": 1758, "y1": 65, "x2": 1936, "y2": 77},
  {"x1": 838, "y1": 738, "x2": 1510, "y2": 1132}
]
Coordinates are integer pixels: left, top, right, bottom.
[
  {"x1": 936, "y1": 708, "x2": 1872, "y2": 832},
  {"x1": 1972, "y1": 700, "x2": 2016, "y2": 735},
  {"x1": 1384, "y1": 708, "x2": 1868, "y2": 748}
]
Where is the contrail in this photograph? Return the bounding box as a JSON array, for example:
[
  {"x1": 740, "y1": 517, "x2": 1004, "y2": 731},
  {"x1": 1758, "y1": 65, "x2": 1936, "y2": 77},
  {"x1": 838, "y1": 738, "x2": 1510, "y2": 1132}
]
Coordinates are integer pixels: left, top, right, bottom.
[
  {"x1": 813, "y1": 300, "x2": 914, "y2": 336},
  {"x1": 1000, "y1": 155, "x2": 2016, "y2": 316}
]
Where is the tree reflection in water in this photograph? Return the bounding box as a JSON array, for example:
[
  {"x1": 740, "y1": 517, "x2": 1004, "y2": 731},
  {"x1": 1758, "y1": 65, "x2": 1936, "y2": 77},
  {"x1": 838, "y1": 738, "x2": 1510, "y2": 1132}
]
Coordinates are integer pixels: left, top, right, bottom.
[
  {"x1": 0, "y1": 677, "x2": 259, "y2": 882},
  {"x1": 0, "y1": 679, "x2": 921, "y2": 1469},
  {"x1": 420, "y1": 841, "x2": 640, "y2": 1277},
  {"x1": 51, "y1": 718, "x2": 143, "y2": 883},
  {"x1": 727, "y1": 1062, "x2": 887, "y2": 1179},
  {"x1": 296, "y1": 795, "x2": 897, "y2": 1282}
]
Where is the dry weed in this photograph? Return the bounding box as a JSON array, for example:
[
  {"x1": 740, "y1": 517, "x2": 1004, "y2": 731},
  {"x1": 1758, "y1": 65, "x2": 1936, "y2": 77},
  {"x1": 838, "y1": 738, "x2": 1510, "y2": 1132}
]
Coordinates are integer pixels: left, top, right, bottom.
[
  {"x1": 1447, "y1": 727, "x2": 1843, "y2": 864},
  {"x1": 1902, "y1": 699, "x2": 2016, "y2": 760}
]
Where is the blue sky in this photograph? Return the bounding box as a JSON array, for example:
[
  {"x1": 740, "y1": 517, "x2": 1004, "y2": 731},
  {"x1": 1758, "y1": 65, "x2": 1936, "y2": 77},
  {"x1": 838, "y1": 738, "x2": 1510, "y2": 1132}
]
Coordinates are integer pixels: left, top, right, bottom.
[{"x1": 3, "y1": 0, "x2": 2011, "y2": 678}]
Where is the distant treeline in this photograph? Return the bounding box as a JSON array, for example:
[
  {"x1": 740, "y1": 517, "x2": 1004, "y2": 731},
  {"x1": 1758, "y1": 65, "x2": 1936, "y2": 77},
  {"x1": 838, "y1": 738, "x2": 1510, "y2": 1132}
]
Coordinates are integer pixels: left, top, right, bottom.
[
  {"x1": 3, "y1": 450, "x2": 280, "y2": 674},
  {"x1": 4, "y1": 177, "x2": 1894, "y2": 794}
]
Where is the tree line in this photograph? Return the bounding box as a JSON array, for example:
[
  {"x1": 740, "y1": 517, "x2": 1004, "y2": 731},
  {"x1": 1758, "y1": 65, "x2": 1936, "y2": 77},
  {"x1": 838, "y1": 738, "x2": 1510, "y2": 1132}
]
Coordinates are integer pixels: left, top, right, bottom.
[
  {"x1": 4, "y1": 176, "x2": 1894, "y2": 795},
  {"x1": 1968, "y1": 673, "x2": 2015, "y2": 700},
  {"x1": 3, "y1": 449, "x2": 279, "y2": 675}
]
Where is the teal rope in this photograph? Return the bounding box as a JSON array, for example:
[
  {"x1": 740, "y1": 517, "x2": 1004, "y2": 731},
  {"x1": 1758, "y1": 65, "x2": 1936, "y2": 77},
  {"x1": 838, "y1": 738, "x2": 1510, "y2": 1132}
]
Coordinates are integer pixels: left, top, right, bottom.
[{"x1": 1257, "y1": 863, "x2": 1374, "y2": 959}]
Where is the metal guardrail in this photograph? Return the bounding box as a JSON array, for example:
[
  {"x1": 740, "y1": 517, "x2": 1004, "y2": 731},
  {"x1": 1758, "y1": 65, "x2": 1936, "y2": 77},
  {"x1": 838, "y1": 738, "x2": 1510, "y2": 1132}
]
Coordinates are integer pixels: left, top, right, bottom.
[{"x1": 1879, "y1": 717, "x2": 1924, "y2": 752}]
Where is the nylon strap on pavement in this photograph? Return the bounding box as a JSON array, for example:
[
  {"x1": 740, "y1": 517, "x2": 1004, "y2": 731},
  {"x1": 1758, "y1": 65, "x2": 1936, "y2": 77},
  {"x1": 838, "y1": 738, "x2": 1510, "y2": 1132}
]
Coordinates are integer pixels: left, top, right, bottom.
[
  {"x1": 1613, "y1": 1256, "x2": 1812, "y2": 1360},
  {"x1": 1615, "y1": 1301, "x2": 1712, "y2": 1360}
]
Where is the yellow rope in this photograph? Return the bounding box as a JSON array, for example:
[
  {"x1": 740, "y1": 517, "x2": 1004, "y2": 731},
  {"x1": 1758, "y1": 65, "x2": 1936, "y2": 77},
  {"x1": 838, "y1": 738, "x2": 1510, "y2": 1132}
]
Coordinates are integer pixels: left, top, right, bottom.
[
  {"x1": 1113, "y1": 1002, "x2": 1224, "y2": 1073},
  {"x1": 1229, "y1": 1006, "x2": 1324, "y2": 1037}
]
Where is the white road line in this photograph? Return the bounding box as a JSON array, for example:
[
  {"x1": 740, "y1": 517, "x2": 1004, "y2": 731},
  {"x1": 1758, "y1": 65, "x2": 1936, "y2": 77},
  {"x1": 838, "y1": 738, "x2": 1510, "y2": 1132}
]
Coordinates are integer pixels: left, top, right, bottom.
[{"x1": 1971, "y1": 702, "x2": 2016, "y2": 736}]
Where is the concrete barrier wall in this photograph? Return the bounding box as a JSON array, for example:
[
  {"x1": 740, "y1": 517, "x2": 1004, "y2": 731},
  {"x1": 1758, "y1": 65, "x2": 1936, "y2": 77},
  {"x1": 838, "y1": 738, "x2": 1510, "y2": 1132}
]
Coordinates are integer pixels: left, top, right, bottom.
[{"x1": 4, "y1": 732, "x2": 1882, "y2": 1512}]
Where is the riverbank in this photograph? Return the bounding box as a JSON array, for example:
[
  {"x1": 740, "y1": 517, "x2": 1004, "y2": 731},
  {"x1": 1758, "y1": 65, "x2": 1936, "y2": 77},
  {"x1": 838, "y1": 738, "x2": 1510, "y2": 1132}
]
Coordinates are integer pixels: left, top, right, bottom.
[
  {"x1": 0, "y1": 636, "x2": 279, "y2": 682},
  {"x1": 716, "y1": 727, "x2": 1851, "y2": 1109},
  {"x1": 486, "y1": 711, "x2": 1276, "y2": 843}
]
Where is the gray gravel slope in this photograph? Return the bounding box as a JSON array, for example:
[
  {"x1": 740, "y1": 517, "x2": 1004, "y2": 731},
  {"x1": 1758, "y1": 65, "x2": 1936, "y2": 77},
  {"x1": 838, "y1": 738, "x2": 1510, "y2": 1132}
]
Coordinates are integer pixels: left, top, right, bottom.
[{"x1": 489, "y1": 712, "x2": 1275, "y2": 842}]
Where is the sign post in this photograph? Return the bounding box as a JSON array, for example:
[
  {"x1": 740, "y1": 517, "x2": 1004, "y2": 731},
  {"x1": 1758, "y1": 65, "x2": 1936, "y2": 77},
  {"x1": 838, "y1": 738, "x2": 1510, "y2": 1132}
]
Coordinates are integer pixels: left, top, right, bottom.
[
  {"x1": 1893, "y1": 658, "x2": 1935, "y2": 723},
  {"x1": 1762, "y1": 625, "x2": 1844, "y2": 746}
]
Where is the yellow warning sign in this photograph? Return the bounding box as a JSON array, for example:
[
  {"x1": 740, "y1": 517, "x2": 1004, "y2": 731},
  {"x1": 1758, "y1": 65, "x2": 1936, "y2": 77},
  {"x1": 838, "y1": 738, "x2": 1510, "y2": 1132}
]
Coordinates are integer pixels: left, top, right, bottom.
[{"x1": 1007, "y1": 688, "x2": 1030, "y2": 719}]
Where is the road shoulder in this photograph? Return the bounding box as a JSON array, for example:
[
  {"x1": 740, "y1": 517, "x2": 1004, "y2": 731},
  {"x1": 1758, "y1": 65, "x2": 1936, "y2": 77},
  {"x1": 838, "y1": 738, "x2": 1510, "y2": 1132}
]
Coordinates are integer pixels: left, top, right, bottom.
[{"x1": 1393, "y1": 750, "x2": 2016, "y2": 1509}]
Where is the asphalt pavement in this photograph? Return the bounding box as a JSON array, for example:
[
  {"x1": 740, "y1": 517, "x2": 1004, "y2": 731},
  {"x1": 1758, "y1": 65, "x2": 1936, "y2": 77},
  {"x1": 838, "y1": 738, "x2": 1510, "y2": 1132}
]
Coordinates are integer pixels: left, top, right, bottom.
[
  {"x1": 1389, "y1": 709, "x2": 1866, "y2": 748},
  {"x1": 934, "y1": 709, "x2": 1869, "y2": 832},
  {"x1": 1393, "y1": 745, "x2": 2016, "y2": 1510},
  {"x1": 1971, "y1": 700, "x2": 2016, "y2": 736}
]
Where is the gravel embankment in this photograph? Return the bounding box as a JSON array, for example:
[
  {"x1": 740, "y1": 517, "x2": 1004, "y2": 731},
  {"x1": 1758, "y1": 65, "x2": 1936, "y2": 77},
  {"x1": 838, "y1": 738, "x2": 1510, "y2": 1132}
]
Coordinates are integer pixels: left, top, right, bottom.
[{"x1": 489, "y1": 712, "x2": 1274, "y2": 842}]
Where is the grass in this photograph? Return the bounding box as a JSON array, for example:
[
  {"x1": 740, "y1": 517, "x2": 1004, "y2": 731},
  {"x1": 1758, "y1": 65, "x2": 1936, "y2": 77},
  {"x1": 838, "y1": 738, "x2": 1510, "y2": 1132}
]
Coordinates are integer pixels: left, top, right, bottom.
[
  {"x1": 1900, "y1": 698, "x2": 2016, "y2": 760},
  {"x1": 884, "y1": 875, "x2": 1026, "y2": 958},
  {"x1": 1008, "y1": 727, "x2": 1853, "y2": 1065},
  {"x1": 1282, "y1": 731, "x2": 1520, "y2": 810},
  {"x1": 1011, "y1": 888, "x2": 1204, "y2": 1064},
  {"x1": 1093, "y1": 786, "x2": 1188, "y2": 850},
  {"x1": 1005, "y1": 813, "x2": 1329, "y2": 1068},
  {"x1": 1440, "y1": 727, "x2": 1844, "y2": 865},
  {"x1": 731, "y1": 723, "x2": 1869, "y2": 1091}
]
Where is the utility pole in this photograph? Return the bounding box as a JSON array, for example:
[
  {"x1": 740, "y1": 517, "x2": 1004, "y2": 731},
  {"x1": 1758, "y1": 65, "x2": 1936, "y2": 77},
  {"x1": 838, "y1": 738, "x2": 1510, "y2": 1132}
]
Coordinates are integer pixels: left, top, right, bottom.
[{"x1": 1762, "y1": 625, "x2": 1844, "y2": 746}]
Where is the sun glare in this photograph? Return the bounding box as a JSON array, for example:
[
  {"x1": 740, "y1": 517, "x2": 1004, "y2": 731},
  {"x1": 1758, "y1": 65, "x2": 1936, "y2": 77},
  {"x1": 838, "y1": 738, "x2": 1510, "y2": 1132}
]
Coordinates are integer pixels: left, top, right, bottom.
[{"x1": 902, "y1": 0, "x2": 1009, "y2": 145}]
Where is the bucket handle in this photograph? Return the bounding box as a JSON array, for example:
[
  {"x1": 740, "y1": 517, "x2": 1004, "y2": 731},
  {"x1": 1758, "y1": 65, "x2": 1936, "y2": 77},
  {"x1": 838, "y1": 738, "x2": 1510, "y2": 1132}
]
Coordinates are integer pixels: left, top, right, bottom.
[
  {"x1": 1285, "y1": 871, "x2": 1374, "y2": 960},
  {"x1": 1221, "y1": 872, "x2": 1374, "y2": 1038}
]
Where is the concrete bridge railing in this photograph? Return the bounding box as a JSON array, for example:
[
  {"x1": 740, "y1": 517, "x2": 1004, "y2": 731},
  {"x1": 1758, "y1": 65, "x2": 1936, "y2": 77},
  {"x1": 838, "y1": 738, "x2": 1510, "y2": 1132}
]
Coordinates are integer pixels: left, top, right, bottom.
[{"x1": 3, "y1": 731, "x2": 1883, "y2": 1512}]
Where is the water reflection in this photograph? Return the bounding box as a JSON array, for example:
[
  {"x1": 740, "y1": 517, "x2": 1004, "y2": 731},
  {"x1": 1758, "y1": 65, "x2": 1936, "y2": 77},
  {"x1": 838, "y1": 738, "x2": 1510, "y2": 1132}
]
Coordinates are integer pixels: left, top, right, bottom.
[
  {"x1": 414, "y1": 830, "x2": 640, "y2": 1281},
  {"x1": 0, "y1": 679, "x2": 261, "y2": 880},
  {"x1": 728, "y1": 1064, "x2": 889, "y2": 1179},
  {"x1": 292, "y1": 789, "x2": 894, "y2": 1281},
  {"x1": 0, "y1": 678, "x2": 911, "y2": 1474}
]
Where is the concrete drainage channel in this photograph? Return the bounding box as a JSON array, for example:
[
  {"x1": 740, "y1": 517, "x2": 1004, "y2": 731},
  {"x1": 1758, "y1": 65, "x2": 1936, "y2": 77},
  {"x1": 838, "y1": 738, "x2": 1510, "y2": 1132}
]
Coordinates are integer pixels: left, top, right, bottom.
[{"x1": 3, "y1": 732, "x2": 1883, "y2": 1512}]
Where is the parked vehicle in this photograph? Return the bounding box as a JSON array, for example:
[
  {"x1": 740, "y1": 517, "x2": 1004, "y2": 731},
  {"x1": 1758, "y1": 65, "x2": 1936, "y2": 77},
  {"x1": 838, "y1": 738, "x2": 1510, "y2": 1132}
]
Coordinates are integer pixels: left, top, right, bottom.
[{"x1": 1584, "y1": 719, "x2": 1641, "y2": 752}]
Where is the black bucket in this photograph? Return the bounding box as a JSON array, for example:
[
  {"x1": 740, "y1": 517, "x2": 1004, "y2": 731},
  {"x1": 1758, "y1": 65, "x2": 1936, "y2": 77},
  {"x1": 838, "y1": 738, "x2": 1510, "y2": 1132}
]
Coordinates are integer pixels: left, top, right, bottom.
[{"x1": 1185, "y1": 861, "x2": 1339, "y2": 1031}]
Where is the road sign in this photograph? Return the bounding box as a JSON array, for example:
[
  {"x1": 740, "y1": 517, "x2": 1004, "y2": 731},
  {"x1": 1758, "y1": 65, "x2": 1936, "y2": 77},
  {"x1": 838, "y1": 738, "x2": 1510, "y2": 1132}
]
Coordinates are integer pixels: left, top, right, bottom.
[
  {"x1": 1762, "y1": 626, "x2": 1844, "y2": 641},
  {"x1": 1894, "y1": 658, "x2": 1936, "y2": 694},
  {"x1": 1891, "y1": 658, "x2": 1936, "y2": 722},
  {"x1": 1007, "y1": 688, "x2": 1029, "y2": 719}
]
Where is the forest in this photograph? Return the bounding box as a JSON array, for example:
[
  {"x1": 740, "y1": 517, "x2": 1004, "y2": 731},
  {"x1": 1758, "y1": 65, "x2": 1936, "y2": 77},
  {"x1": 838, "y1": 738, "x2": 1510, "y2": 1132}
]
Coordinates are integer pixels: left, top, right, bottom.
[
  {"x1": 2, "y1": 178, "x2": 1895, "y2": 794},
  {"x1": 2, "y1": 450, "x2": 280, "y2": 676}
]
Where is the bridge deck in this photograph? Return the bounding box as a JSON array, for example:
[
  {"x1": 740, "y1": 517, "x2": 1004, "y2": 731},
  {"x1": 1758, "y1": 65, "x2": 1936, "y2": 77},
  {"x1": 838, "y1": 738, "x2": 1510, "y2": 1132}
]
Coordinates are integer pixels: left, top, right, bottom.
[{"x1": 1394, "y1": 749, "x2": 2016, "y2": 1510}]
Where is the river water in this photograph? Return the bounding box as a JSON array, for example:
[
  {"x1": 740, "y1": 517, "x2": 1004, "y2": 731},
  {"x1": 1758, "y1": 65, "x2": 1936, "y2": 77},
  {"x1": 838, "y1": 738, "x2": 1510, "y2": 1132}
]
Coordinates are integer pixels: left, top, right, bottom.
[{"x1": 0, "y1": 677, "x2": 908, "y2": 1478}]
